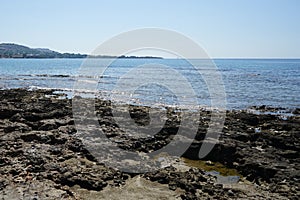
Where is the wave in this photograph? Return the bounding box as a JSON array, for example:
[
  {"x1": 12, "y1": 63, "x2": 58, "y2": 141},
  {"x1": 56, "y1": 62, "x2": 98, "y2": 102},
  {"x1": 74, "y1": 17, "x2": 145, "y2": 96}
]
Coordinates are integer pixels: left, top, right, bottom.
[
  {"x1": 18, "y1": 74, "x2": 119, "y2": 79},
  {"x1": 20, "y1": 74, "x2": 71, "y2": 78}
]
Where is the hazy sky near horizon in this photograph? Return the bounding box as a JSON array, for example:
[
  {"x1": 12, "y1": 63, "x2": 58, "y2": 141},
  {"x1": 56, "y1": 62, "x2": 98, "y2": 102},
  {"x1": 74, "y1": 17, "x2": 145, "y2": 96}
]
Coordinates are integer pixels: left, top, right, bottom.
[{"x1": 1, "y1": 0, "x2": 299, "y2": 58}]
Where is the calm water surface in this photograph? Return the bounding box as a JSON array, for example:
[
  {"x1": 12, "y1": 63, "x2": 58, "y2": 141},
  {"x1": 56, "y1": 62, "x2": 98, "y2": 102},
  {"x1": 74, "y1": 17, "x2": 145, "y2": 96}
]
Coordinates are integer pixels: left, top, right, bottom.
[{"x1": 0, "y1": 58, "x2": 299, "y2": 110}]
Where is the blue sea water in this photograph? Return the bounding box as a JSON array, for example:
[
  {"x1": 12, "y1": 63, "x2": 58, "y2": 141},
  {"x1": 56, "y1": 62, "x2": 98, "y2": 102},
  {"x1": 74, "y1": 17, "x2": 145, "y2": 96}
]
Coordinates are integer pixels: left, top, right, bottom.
[{"x1": 0, "y1": 58, "x2": 299, "y2": 110}]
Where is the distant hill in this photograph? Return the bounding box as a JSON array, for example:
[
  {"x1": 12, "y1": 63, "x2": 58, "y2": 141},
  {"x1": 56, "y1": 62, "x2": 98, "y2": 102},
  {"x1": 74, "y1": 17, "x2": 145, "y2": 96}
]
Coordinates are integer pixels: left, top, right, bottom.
[
  {"x1": 0, "y1": 43, "x2": 87, "y2": 58},
  {"x1": 0, "y1": 43, "x2": 163, "y2": 59}
]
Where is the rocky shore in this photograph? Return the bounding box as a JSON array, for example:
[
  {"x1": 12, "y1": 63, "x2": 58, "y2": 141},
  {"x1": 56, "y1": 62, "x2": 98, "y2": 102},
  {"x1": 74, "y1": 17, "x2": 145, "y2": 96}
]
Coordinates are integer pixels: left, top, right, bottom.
[{"x1": 0, "y1": 89, "x2": 299, "y2": 199}]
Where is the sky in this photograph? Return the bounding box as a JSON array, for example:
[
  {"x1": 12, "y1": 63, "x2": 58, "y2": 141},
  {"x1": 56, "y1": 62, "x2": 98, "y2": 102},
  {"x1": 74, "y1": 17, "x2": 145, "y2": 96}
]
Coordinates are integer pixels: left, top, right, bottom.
[{"x1": 0, "y1": 0, "x2": 299, "y2": 58}]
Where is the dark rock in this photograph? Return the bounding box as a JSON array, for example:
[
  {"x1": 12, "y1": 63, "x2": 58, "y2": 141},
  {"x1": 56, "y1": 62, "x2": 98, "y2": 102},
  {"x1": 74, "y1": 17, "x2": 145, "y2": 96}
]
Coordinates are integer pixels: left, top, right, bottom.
[
  {"x1": 292, "y1": 108, "x2": 300, "y2": 115},
  {"x1": 0, "y1": 89, "x2": 299, "y2": 199},
  {"x1": 4, "y1": 122, "x2": 31, "y2": 133},
  {"x1": 0, "y1": 108, "x2": 20, "y2": 119}
]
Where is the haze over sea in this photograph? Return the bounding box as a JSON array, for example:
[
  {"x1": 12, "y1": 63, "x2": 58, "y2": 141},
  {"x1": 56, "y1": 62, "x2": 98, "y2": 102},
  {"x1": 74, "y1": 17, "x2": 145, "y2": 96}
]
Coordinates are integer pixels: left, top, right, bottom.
[{"x1": 0, "y1": 58, "x2": 299, "y2": 110}]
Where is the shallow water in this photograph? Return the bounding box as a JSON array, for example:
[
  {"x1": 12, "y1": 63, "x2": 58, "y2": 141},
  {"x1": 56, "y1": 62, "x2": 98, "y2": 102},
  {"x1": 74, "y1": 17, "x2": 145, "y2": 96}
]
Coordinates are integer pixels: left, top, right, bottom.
[{"x1": 181, "y1": 158, "x2": 241, "y2": 184}]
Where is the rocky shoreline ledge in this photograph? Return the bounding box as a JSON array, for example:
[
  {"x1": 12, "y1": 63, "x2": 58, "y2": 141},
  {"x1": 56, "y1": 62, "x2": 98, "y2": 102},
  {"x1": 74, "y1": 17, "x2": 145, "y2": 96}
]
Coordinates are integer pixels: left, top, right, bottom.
[{"x1": 0, "y1": 89, "x2": 299, "y2": 199}]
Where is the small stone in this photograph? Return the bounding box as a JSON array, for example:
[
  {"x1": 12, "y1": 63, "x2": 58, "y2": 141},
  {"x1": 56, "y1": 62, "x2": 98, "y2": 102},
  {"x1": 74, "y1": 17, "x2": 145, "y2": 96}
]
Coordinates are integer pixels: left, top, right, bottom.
[{"x1": 205, "y1": 160, "x2": 214, "y2": 166}]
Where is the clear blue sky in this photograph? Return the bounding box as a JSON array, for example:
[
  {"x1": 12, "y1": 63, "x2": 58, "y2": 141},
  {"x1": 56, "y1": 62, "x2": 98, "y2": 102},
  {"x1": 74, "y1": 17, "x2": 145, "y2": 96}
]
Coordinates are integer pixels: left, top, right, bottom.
[{"x1": 1, "y1": 0, "x2": 299, "y2": 58}]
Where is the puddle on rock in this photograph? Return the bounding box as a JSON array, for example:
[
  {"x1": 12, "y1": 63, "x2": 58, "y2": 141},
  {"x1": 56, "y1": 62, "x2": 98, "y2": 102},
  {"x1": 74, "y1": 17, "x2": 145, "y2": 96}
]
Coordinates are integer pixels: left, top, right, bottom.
[{"x1": 181, "y1": 158, "x2": 242, "y2": 184}]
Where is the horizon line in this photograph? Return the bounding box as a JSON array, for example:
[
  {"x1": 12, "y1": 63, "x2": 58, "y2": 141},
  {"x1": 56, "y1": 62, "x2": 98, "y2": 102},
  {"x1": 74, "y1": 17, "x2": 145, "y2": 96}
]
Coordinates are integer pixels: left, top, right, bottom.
[{"x1": 1, "y1": 43, "x2": 300, "y2": 60}]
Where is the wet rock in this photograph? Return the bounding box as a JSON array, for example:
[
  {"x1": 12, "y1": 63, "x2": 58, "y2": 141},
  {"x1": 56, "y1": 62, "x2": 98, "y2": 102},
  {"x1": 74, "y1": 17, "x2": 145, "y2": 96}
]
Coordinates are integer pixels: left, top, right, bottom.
[
  {"x1": 236, "y1": 112, "x2": 259, "y2": 126},
  {"x1": 292, "y1": 108, "x2": 300, "y2": 115}
]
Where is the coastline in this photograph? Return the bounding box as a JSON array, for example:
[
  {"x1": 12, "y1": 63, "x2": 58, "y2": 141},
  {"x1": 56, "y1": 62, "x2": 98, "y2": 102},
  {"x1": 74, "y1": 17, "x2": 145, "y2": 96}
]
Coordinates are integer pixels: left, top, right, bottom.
[{"x1": 0, "y1": 89, "x2": 299, "y2": 199}]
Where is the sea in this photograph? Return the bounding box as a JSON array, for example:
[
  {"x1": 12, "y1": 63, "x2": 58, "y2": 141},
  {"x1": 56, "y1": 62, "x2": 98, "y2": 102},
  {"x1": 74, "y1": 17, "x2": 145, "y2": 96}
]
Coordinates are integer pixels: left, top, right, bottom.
[{"x1": 0, "y1": 58, "x2": 299, "y2": 110}]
